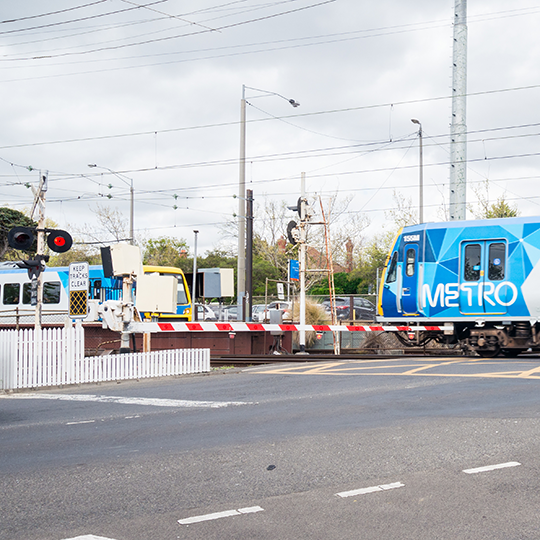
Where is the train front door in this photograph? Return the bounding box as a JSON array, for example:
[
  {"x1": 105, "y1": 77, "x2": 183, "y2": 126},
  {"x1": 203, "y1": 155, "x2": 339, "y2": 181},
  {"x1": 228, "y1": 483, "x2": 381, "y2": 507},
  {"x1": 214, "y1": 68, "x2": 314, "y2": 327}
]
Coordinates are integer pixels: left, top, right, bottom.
[
  {"x1": 459, "y1": 241, "x2": 508, "y2": 315},
  {"x1": 401, "y1": 243, "x2": 419, "y2": 314}
]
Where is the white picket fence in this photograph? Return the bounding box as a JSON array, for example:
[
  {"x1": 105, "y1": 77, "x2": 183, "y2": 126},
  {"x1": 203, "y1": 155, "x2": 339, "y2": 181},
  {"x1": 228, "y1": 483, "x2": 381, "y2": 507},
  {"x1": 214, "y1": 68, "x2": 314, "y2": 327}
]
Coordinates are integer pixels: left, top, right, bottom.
[{"x1": 0, "y1": 327, "x2": 210, "y2": 391}]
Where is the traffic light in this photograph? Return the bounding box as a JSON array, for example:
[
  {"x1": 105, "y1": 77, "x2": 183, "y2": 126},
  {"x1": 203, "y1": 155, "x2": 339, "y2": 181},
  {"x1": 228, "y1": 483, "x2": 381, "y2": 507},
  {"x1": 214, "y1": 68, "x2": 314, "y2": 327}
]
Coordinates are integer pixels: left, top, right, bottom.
[
  {"x1": 7, "y1": 227, "x2": 35, "y2": 251},
  {"x1": 46, "y1": 229, "x2": 73, "y2": 253}
]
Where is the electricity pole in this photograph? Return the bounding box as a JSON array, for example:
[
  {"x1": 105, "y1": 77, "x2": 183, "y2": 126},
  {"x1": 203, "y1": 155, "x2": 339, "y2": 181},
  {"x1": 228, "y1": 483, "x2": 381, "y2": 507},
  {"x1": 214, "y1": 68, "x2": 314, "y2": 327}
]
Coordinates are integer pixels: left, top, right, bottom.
[{"x1": 30, "y1": 171, "x2": 48, "y2": 332}]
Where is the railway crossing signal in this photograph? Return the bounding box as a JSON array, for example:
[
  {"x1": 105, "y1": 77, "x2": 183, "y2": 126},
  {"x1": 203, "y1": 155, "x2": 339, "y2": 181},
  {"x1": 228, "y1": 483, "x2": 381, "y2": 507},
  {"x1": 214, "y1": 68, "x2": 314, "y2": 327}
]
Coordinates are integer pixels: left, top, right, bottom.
[
  {"x1": 7, "y1": 227, "x2": 73, "y2": 253},
  {"x1": 7, "y1": 227, "x2": 35, "y2": 251}
]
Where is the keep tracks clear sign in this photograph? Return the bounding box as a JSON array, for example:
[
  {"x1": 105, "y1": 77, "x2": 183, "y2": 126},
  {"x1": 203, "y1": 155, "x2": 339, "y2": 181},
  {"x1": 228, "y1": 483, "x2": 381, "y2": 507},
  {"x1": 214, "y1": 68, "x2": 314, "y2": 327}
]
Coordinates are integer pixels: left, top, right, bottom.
[{"x1": 69, "y1": 262, "x2": 89, "y2": 319}]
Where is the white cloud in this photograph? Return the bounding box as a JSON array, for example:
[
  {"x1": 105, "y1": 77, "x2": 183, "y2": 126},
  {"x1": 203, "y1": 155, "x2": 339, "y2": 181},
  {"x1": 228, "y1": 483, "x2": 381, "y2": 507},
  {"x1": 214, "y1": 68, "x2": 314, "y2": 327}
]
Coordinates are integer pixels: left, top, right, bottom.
[{"x1": 1, "y1": 0, "x2": 540, "y2": 253}]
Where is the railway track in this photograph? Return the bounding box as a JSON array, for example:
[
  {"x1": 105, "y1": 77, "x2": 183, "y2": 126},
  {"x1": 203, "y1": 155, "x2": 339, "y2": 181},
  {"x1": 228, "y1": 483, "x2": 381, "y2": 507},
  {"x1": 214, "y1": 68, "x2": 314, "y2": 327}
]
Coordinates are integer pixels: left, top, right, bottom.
[
  {"x1": 211, "y1": 351, "x2": 540, "y2": 367},
  {"x1": 210, "y1": 348, "x2": 466, "y2": 367}
]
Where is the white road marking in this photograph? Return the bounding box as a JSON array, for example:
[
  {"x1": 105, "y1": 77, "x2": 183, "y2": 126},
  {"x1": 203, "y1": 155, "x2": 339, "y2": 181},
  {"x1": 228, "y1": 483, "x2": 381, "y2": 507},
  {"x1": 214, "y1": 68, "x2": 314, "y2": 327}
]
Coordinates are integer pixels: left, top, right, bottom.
[
  {"x1": 66, "y1": 420, "x2": 96, "y2": 425},
  {"x1": 337, "y1": 482, "x2": 405, "y2": 498},
  {"x1": 7, "y1": 393, "x2": 254, "y2": 408},
  {"x1": 463, "y1": 461, "x2": 521, "y2": 474},
  {"x1": 61, "y1": 535, "x2": 117, "y2": 540},
  {"x1": 178, "y1": 506, "x2": 264, "y2": 525}
]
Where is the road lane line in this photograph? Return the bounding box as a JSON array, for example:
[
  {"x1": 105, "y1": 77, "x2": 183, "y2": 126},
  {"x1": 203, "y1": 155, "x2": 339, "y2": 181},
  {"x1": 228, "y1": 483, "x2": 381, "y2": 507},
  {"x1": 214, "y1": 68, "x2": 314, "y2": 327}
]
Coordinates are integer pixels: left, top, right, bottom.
[
  {"x1": 178, "y1": 506, "x2": 264, "y2": 525},
  {"x1": 463, "y1": 461, "x2": 521, "y2": 474},
  {"x1": 66, "y1": 420, "x2": 96, "y2": 425},
  {"x1": 337, "y1": 482, "x2": 404, "y2": 498},
  {"x1": 6, "y1": 393, "x2": 254, "y2": 408},
  {"x1": 61, "y1": 535, "x2": 117, "y2": 540}
]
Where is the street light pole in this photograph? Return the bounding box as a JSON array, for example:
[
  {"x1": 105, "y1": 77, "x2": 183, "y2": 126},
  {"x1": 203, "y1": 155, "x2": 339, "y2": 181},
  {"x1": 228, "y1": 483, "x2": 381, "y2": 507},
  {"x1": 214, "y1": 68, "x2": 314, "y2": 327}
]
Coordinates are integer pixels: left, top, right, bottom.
[
  {"x1": 88, "y1": 164, "x2": 135, "y2": 244},
  {"x1": 238, "y1": 86, "x2": 247, "y2": 320},
  {"x1": 192, "y1": 230, "x2": 199, "y2": 322},
  {"x1": 237, "y1": 85, "x2": 299, "y2": 320},
  {"x1": 411, "y1": 119, "x2": 424, "y2": 224}
]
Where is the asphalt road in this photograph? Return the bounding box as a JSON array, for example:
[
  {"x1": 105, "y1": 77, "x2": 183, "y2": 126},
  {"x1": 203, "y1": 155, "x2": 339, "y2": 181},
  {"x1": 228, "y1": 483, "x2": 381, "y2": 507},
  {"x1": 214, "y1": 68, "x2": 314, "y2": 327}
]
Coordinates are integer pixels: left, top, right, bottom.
[{"x1": 2, "y1": 356, "x2": 540, "y2": 540}]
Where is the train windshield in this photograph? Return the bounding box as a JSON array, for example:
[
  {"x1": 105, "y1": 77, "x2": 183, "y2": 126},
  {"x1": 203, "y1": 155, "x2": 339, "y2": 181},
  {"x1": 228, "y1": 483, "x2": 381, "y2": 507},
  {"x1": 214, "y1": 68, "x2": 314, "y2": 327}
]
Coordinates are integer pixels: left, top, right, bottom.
[{"x1": 172, "y1": 275, "x2": 188, "y2": 304}]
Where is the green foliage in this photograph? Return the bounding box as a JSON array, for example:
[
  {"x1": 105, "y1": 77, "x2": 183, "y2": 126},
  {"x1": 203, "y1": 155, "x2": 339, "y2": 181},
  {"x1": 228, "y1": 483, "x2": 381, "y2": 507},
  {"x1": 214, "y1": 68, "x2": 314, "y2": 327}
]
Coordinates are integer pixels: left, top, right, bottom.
[
  {"x1": 199, "y1": 248, "x2": 236, "y2": 269},
  {"x1": 472, "y1": 180, "x2": 520, "y2": 219},
  {"x1": 0, "y1": 207, "x2": 37, "y2": 260},
  {"x1": 48, "y1": 246, "x2": 102, "y2": 267},
  {"x1": 309, "y1": 272, "x2": 362, "y2": 295},
  {"x1": 252, "y1": 256, "x2": 283, "y2": 296},
  {"x1": 483, "y1": 197, "x2": 519, "y2": 219},
  {"x1": 143, "y1": 236, "x2": 190, "y2": 271},
  {"x1": 351, "y1": 232, "x2": 396, "y2": 294}
]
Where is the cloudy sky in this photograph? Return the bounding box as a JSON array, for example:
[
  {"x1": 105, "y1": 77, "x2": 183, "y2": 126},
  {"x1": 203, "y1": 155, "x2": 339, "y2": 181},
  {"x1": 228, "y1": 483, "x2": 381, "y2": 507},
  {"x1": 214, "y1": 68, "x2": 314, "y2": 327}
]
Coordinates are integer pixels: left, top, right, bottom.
[{"x1": 1, "y1": 0, "x2": 540, "y2": 254}]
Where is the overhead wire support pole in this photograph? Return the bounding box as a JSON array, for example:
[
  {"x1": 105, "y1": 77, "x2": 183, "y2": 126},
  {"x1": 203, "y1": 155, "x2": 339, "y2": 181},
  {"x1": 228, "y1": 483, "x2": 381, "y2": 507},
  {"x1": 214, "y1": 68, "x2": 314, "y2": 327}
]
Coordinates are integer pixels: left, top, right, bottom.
[{"x1": 449, "y1": 0, "x2": 468, "y2": 221}]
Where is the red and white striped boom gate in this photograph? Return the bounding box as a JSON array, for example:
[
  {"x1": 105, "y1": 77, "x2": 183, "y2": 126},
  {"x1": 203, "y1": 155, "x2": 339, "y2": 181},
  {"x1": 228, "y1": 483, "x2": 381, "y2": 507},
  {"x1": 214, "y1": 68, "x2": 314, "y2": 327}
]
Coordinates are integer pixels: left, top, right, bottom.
[{"x1": 127, "y1": 322, "x2": 453, "y2": 334}]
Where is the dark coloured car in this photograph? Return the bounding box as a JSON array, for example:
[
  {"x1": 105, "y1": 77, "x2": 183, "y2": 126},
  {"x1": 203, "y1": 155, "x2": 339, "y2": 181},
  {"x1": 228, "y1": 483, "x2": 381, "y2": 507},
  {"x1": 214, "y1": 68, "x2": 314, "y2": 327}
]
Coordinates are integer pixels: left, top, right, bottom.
[{"x1": 321, "y1": 297, "x2": 375, "y2": 321}]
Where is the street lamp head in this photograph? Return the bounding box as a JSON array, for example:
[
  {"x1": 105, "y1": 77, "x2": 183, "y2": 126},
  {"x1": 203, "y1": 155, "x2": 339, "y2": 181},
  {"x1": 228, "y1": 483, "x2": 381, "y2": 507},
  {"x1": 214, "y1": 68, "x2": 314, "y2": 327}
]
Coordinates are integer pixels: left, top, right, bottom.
[
  {"x1": 87, "y1": 163, "x2": 97, "y2": 168},
  {"x1": 411, "y1": 118, "x2": 420, "y2": 125},
  {"x1": 289, "y1": 99, "x2": 300, "y2": 107}
]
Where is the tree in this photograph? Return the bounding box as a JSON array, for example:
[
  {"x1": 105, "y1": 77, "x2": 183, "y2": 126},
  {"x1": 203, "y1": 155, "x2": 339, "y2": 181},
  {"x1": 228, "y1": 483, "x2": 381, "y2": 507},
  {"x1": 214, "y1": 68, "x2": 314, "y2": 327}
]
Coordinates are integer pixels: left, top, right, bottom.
[
  {"x1": 0, "y1": 207, "x2": 37, "y2": 260},
  {"x1": 351, "y1": 231, "x2": 396, "y2": 294},
  {"x1": 73, "y1": 203, "x2": 132, "y2": 246},
  {"x1": 143, "y1": 236, "x2": 190, "y2": 271},
  {"x1": 471, "y1": 180, "x2": 520, "y2": 219},
  {"x1": 309, "y1": 272, "x2": 363, "y2": 295},
  {"x1": 385, "y1": 190, "x2": 418, "y2": 229},
  {"x1": 48, "y1": 246, "x2": 102, "y2": 267}
]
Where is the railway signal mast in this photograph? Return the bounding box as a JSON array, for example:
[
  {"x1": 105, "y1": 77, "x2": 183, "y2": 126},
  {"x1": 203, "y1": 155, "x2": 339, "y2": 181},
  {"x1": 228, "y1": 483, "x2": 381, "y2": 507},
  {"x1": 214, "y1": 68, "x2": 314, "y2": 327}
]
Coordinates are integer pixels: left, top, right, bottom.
[{"x1": 449, "y1": 0, "x2": 468, "y2": 221}]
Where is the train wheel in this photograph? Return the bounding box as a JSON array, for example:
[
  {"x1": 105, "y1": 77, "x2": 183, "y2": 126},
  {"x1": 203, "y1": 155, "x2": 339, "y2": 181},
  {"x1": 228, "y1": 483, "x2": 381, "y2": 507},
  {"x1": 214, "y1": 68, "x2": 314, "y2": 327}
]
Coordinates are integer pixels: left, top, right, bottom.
[{"x1": 477, "y1": 346, "x2": 501, "y2": 358}]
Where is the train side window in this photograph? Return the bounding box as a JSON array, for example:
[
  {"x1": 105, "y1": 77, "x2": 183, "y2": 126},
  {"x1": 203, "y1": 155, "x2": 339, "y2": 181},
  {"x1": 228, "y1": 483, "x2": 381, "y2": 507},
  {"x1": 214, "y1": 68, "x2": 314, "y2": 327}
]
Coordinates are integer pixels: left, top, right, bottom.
[
  {"x1": 405, "y1": 248, "x2": 416, "y2": 277},
  {"x1": 43, "y1": 282, "x2": 61, "y2": 304},
  {"x1": 464, "y1": 244, "x2": 481, "y2": 281},
  {"x1": 91, "y1": 279, "x2": 102, "y2": 300},
  {"x1": 3, "y1": 283, "x2": 20, "y2": 305},
  {"x1": 22, "y1": 283, "x2": 31, "y2": 304},
  {"x1": 488, "y1": 243, "x2": 505, "y2": 281},
  {"x1": 386, "y1": 252, "x2": 398, "y2": 283}
]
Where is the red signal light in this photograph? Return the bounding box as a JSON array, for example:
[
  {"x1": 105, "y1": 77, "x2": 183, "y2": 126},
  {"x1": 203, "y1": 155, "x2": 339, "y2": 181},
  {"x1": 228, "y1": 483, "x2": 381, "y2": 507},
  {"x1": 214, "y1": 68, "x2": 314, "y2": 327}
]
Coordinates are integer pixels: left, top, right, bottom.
[{"x1": 47, "y1": 229, "x2": 73, "y2": 253}]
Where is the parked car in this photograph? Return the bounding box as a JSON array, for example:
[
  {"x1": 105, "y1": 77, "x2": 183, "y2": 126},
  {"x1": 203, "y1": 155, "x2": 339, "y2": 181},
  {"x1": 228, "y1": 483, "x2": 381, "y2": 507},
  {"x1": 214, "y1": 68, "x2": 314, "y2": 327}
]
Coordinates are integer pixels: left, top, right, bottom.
[
  {"x1": 253, "y1": 301, "x2": 292, "y2": 322},
  {"x1": 251, "y1": 304, "x2": 267, "y2": 322},
  {"x1": 195, "y1": 304, "x2": 217, "y2": 321},
  {"x1": 220, "y1": 305, "x2": 238, "y2": 320},
  {"x1": 321, "y1": 296, "x2": 375, "y2": 321}
]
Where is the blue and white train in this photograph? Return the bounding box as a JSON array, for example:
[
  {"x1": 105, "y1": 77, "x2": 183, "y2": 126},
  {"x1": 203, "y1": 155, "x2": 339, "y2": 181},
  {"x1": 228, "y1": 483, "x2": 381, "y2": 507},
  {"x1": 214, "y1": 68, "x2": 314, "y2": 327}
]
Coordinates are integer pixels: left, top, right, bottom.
[{"x1": 377, "y1": 216, "x2": 540, "y2": 356}]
